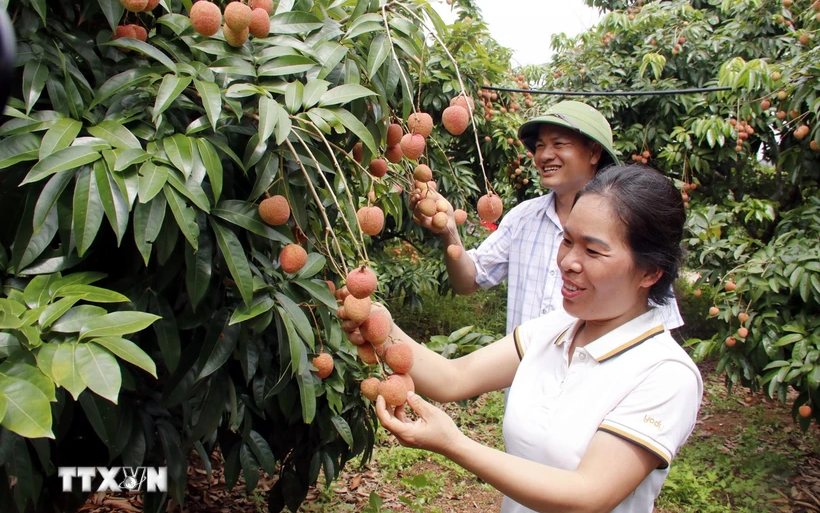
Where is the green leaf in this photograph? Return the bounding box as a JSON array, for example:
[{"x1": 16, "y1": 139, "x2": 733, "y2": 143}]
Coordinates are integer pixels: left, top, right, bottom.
[
  {"x1": 270, "y1": 11, "x2": 323, "y2": 34},
  {"x1": 302, "y1": 79, "x2": 330, "y2": 109},
  {"x1": 149, "y1": 294, "x2": 180, "y2": 373},
  {"x1": 331, "y1": 415, "x2": 354, "y2": 447},
  {"x1": 40, "y1": 118, "x2": 83, "y2": 159},
  {"x1": 211, "y1": 200, "x2": 291, "y2": 243},
  {"x1": 240, "y1": 444, "x2": 259, "y2": 492},
  {"x1": 21, "y1": 146, "x2": 101, "y2": 185},
  {"x1": 133, "y1": 194, "x2": 167, "y2": 265},
  {"x1": 114, "y1": 148, "x2": 151, "y2": 171},
  {"x1": 257, "y1": 56, "x2": 316, "y2": 77},
  {"x1": 365, "y1": 35, "x2": 389, "y2": 80},
  {"x1": 197, "y1": 139, "x2": 223, "y2": 204},
  {"x1": 284, "y1": 81, "x2": 304, "y2": 113},
  {"x1": 296, "y1": 253, "x2": 326, "y2": 279},
  {"x1": 274, "y1": 102, "x2": 292, "y2": 145},
  {"x1": 184, "y1": 233, "x2": 213, "y2": 312},
  {"x1": 319, "y1": 84, "x2": 377, "y2": 108},
  {"x1": 0, "y1": 133, "x2": 41, "y2": 169},
  {"x1": 79, "y1": 311, "x2": 161, "y2": 341},
  {"x1": 24, "y1": 274, "x2": 60, "y2": 309},
  {"x1": 87, "y1": 120, "x2": 142, "y2": 150},
  {"x1": 294, "y1": 280, "x2": 337, "y2": 310},
  {"x1": 52, "y1": 342, "x2": 86, "y2": 400},
  {"x1": 295, "y1": 368, "x2": 316, "y2": 424},
  {"x1": 166, "y1": 169, "x2": 211, "y2": 212},
  {"x1": 23, "y1": 60, "x2": 49, "y2": 115},
  {"x1": 108, "y1": 39, "x2": 177, "y2": 72},
  {"x1": 775, "y1": 333, "x2": 804, "y2": 347},
  {"x1": 194, "y1": 79, "x2": 222, "y2": 132},
  {"x1": 32, "y1": 170, "x2": 74, "y2": 233},
  {"x1": 0, "y1": 361, "x2": 56, "y2": 402},
  {"x1": 248, "y1": 431, "x2": 276, "y2": 475},
  {"x1": 48, "y1": 272, "x2": 107, "y2": 297},
  {"x1": 164, "y1": 185, "x2": 200, "y2": 249},
  {"x1": 50, "y1": 305, "x2": 107, "y2": 333},
  {"x1": 96, "y1": 0, "x2": 125, "y2": 31},
  {"x1": 331, "y1": 107, "x2": 376, "y2": 155},
  {"x1": 274, "y1": 293, "x2": 314, "y2": 350},
  {"x1": 0, "y1": 373, "x2": 54, "y2": 438},
  {"x1": 153, "y1": 75, "x2": 192, "y2": 122},
  {"x1": 75, "y1": 343, "x2": 122, "y2": 404},
  {"x1": 72, "y1": 166, "x2": 105, "y2": 257},
  {"x1": 258, "y1": 96, "x2": 279, "y2": 144},
  {"x1": 137, "y1": 162, "x2": 169, "y2": 203},
  {"x1": 93, "y1": 160, "x2": 130, "y2": 245},
  {"x1": 229, "y1": 293, "x2": 275, "y2": 325},
  {"x1": 210, "y1": 220, "x2": 254, "y2": 307},
  {"x1": 39, "y1": 297, "x2": 81, "y2": 329},
  {"x1": 196, "y1": 314, "x2": 239, "y2": 381},
  {"x1": 163, "y1": 134, "x2": 194, "y2": 179}
]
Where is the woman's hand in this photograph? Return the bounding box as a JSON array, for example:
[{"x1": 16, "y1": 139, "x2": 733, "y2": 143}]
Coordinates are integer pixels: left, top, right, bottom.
[{"x1": 375, "y1": 391, "x2": 463, "y2": 456}]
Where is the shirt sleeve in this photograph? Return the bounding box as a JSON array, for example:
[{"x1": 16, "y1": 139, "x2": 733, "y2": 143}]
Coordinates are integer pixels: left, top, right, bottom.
[
  {"x1": 599, "y1": 362, "x2": 702, "y2": 468},
  {"x1": 466, "y1": 218, "x2": 513, "y2": 289}
]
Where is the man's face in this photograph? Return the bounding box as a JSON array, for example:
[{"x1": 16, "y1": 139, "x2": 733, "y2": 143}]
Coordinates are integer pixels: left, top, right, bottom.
[{"x1": 533, "y1": 124, "x2": 603, "y2": 196}]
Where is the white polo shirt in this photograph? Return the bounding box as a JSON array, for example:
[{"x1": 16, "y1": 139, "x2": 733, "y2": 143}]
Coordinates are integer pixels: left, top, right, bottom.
[{"x1": 501, "y1": 309, "x2": 702, "y2": 513}]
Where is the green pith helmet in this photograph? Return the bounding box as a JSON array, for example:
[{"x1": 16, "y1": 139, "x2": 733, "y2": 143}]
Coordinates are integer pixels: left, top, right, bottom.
[{"x1": 518, "y1": 101, "x2": 620, "y2": 169}]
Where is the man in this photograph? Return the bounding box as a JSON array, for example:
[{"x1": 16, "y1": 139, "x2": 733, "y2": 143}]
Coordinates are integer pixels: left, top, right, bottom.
[{"x1": 412, "y1": 100, "x2": 684, "y2": 334}]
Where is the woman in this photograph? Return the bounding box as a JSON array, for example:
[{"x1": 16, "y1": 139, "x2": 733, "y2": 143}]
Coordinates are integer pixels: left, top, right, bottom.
[{"x1": 375, "y1": 165, "x2": 703, "y2": 513}]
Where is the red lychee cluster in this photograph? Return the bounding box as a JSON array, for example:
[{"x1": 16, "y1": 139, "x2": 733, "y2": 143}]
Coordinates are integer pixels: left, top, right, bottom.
[{"x1": 188, "y1": 0, "x2": 272, "y2": 46}]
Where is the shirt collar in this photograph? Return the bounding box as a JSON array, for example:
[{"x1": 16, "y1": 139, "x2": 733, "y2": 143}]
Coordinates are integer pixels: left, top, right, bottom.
[
  {"x1": 554, "y1": 309, "x2": 665, "y2": 363},
  {"x1": 543, "y1": 192, "x2": 562, "y2": 230}
]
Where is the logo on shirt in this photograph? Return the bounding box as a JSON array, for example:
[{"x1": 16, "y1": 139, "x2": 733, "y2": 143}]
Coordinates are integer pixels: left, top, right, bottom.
[{"x1": 643, "y1": 415, "x2": 663, "y2": 430}]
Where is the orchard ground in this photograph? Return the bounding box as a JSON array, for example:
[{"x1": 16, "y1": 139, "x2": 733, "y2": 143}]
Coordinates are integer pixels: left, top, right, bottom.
[{"x1": 79, "y1": 289, "x2": 820, "y2": 513}]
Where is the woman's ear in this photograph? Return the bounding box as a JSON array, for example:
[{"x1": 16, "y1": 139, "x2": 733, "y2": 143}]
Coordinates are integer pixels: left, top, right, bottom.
[{"x1": 639, "y1": 268, "x2": 663, "y2": 290}]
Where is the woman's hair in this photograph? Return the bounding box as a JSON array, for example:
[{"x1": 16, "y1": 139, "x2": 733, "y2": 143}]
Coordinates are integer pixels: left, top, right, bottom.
[{"x1": 575, "y1": 165, "x2": 685, "y2": 305}]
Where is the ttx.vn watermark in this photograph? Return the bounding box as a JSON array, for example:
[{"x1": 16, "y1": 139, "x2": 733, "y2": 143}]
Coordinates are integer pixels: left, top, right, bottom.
[{"x1": 58, "y1": 467, "x2": 167, "y2": 493}]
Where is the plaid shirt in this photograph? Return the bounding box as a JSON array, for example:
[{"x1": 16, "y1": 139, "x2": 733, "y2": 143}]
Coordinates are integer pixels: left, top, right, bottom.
[{"x1": 467, "y1": 193, "x2": 684, "y2": 334}]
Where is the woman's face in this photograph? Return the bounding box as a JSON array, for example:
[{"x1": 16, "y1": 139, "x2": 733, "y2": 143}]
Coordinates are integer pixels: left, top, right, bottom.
[{"x1": 557, "y1": 194, "x2": 659, "y2": 324}]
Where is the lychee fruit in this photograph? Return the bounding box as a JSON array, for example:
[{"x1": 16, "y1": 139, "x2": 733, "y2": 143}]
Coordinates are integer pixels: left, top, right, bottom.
[
  {"x1": 725, "y1": 336, "x2": 737, "y2": 347},
  {"x1": 280, "y1": 244, "x2": 307, "y2": 273},
  {"x1": 738, "y1": 312, "x2": 749, "y2": 323},
  {"x1": 400, "y1": 134, "x2": 425, "y2": 160},
  {"x1": 250, "y1": 0, "x2": 273, "y2": 14},
  {"x1": 223, "y1": 23, "x2": 249, "y2": 47},
  {"x1": 352, "y1": 142, "x2": 363, "y2": 163},
  {"x1": 130, "y1": 24, "x2": 148, "y2": 41},
  {"x1": 369, "y1": 158, "x2": 388, "y2": 177},
  {"x1": 799, "y1": 404, "x2": 813, "y2": 418},
  {"x1": 417, "y1": 198, "x2": 437, "y2": 217},
  {"x1": 436, "y1": 200, "x2": 449, "y2": 213},
  {"x1": 477, "y1": 194, "x2": 503, "y2": 223},
  {"x1": 121, "y1": 0, "x2": 149, "y2": 12},
  {"x1": 248, "y1": 8, "x2": 270, "y2": 38},
  {"x1": 385, "y1": 144, "x2": 403, "y2": 163},
  {"x1": 224, "y1": 1, "x2": 253, "y2": 31},
  {"x1": 189, "y1": 1, "x2": 222, "y2": 36},
  {"x1": 407, "y1": 112, "x2": 433, "y2": 138},
  {"x1": 396, "y1": 373, "x2": 415, "y2": 393},
  {"x1": 737, "y1": 327, "x2": 749, "y2": 338},
  {"x1": 360, "y1": 377, "x2": 380, "y2": 401},
  {"x1": 360, "y1": 309, "x2": 392, "y2": 346},
  {"x1": 446, "y1": 245, "x2": 463, "y2": 261},
  {"x1": 114, "y1": 24, "x2": 137, "y2": 43},
  {"x1": 345, "y1": 266, "x2": 377, "y2": 299},
  {"x1": 312, "y1": 353, "x2": 334, "y2": 379},
  {"x1": 432, "y1": 212, "x2": 448, "y2": 229},
  {"x1": 708, "y1": 306, "x2": 719, "y2": 316},
  {"x1": 442, "y1": 105, "x2": 470, "y2": 135},
  {"x1": 144, "y1": 0, "x2": 161, "y2": 10},
  {"x1": 259, "y1": 195, "x2": 290, "y2": 225},
  {"x1": 450, "y1": 94, "x2": 475, "y2": 113},
  {"x1": 343, "y1": 295, "x2": 372, "y2": 323},
  {"x1": 386, "y1": 123, "x2": 403, "y2": 146},
  {"x1": 384, "y1": 343, "x2": 414, "y2": 374},
  {"x1": 378, "y1": 375, "x2": 408, "y2": 406},
  {"x1": 357, "y1": 206, "x2": 385, "y2": 236},
  {"x1": 334, "y1": 285, "x2": 350, "y2": 302},
  {"x1": 454, "y1": 209, "x2": 468, "y2": 225},
  {"x1": 413, "y1": 164, "x2": 433, "y2": 182},
  {"x1": 357, "y1": 343, "x2": 378, "y2": 364},
  {"x1": 725, "y1": 280, "x2": 736, "y2": 292}
]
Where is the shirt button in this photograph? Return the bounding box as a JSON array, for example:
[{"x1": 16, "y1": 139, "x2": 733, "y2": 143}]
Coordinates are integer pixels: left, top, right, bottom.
[
  {"x1": 542, "y1": 308, "x2": 548, "y2": 314},
  {"x1": 549, "y1": 270, "x2": 556, "y2": 276},
  {"x1": 579, "y1": 352, "x2": 587, "y2": 361}
]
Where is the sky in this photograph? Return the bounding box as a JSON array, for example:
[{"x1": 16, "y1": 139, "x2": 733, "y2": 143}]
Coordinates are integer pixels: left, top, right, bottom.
[{"x1": 431, "y1": 0, "x2": 602, "y2": 67}]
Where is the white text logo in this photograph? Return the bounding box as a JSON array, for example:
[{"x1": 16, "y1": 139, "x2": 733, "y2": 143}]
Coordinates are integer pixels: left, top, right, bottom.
[{"x1": 58, "y1": 467, "x2": 167, "y2": 493}]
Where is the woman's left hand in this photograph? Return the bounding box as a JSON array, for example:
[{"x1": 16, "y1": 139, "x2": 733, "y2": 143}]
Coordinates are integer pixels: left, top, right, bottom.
[{"x1": 375, "y1": 391, "x2": 463, "y2": 456}]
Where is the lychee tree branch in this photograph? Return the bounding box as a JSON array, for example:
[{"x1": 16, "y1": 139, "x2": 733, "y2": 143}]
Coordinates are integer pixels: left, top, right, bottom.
[
  {"x1": 392, "y1": 2, "x2": 492, "y2": 194},
  {"x1": 283, "y1": 139, "x2": 352, "y2": 276},
  {"x1": 382, "y1": 5, "x2": 418, "y2": 117}
]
